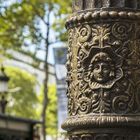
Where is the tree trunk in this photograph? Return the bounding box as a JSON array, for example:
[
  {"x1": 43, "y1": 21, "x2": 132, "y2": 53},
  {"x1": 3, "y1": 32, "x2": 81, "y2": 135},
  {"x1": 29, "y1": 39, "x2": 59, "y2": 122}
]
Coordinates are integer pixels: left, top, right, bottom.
[{"x1": 41, "y1": 8, "x2": 51, "y2": 140}]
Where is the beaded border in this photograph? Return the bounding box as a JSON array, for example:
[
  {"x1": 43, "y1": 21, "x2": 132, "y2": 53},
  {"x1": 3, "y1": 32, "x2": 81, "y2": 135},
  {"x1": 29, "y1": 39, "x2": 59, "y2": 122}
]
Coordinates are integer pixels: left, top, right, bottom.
[{"x1": 66, "y1": 10, "x2": 140, "y2": 29}]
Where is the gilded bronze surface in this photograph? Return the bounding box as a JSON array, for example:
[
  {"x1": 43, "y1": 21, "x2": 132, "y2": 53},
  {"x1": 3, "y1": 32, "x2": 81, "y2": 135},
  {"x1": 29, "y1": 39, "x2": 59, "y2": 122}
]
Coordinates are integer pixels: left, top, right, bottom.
[{"x1": 62, "y1": 0, "x2": 140, "y2": 139}]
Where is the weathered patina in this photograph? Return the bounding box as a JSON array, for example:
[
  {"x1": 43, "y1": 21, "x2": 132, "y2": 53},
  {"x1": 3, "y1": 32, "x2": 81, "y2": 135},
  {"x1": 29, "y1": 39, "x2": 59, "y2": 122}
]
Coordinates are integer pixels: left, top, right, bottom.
[{"x1": 62, "y1": 0, "x2": 140, "y2": 139}]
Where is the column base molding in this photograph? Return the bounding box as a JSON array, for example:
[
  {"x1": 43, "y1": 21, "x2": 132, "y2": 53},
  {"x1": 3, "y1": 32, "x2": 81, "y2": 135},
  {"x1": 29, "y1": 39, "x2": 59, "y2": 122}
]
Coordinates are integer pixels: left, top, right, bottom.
[
  {"x1": 68, "y1": 128, "x2": 140, "y2": 140},
  {"x1": 62, "y1": 115, "x2": 140, "y2": 131}
]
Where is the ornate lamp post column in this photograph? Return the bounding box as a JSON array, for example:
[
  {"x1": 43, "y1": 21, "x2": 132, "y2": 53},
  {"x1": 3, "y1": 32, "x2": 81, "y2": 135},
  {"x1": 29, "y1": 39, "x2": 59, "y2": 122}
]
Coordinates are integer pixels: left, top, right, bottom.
[{"x1": 62, "y1": 0, "x2": 140, "y2": 139}]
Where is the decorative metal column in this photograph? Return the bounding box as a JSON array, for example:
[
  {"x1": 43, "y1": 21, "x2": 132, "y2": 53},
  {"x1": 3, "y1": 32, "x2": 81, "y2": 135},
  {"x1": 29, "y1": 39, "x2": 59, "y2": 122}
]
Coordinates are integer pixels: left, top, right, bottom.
[{"x1": 62, "y1": 0, "x2": 140, "y2": 139}]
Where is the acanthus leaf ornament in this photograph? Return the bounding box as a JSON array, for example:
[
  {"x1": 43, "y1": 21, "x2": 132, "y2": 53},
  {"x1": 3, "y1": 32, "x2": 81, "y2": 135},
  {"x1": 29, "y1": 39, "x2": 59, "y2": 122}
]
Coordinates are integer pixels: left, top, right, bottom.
[{"x1": 92, "y1": 24, "x2": 111, "y2": 47}]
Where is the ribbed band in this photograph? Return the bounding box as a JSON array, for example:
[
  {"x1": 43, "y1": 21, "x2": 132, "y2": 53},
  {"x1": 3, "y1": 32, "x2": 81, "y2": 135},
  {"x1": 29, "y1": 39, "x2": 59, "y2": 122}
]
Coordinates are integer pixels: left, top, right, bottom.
[{"x1": 72, "y1": 0, "x2": 140, "y2": 12}]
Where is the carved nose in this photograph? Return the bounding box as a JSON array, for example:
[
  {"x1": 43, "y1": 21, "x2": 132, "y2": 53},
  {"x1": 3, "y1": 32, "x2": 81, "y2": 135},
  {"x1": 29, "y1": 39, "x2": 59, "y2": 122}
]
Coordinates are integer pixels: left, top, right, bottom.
[{"x1": 98, "y1": 66, "x2": 103, "y2": 74}]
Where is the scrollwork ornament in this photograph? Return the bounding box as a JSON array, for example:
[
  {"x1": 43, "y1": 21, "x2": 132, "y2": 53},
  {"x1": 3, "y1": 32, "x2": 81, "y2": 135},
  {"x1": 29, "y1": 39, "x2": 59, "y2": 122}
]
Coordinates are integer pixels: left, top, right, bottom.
[
  {"x1": 112, "y1": 23, "x2": 133, "y2": 40},
  {"x1": 78, "y1": 25, "x2": 92, "y2": 43},
  {"x1": 112, "y1": 95, "x2": 130, "y2": 114},
  {"x1": 78, "y1": 97, "x2": 92, "y2": 114}
]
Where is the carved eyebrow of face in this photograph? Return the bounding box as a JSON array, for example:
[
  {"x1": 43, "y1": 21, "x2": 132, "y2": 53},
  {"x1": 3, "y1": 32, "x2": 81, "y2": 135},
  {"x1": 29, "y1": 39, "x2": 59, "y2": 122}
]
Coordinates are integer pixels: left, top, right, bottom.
[
  {"x1": 91, "y1": 52, "x2": 112, "y2": 64},
  {"x1": 92, "y1": 63, "x2": 112, "y2": 75},
  {"x1": 94, "y1": 62, "x2": 110, "y2": 71}
]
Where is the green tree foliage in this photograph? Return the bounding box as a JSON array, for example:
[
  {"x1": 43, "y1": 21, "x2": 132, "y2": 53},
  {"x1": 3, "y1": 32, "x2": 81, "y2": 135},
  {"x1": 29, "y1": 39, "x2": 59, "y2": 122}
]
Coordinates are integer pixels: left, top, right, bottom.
[
  {"x1": 46, "y1": 85, "x2": 57, "y2": 135},
  {"x1": 38, "y1": 85, "x2": 57, "y2": 136},
  {"x1": 0, "y1": 0, "x2": 71, "y2": 138},
  {"x1": 0, "y1": 0, "x2": 72, "y2": 51},
  {"x1": 5, "y1": 66, "x2": 57, "y2": 135},
  {"x1": 5, "y1": 66, "x2": 39, "y2": 119}
]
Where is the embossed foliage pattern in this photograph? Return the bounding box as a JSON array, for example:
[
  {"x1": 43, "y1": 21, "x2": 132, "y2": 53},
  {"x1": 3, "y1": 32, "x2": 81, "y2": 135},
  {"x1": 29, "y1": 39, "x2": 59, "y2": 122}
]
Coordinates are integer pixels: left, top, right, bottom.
[{"x1": 66, "y1": 22, "x2": 140, "y2": 116}]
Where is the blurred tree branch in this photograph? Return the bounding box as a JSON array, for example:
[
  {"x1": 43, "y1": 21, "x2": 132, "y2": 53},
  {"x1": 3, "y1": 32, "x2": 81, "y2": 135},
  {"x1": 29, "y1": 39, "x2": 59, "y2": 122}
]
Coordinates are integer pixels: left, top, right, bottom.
[{"x1": 0, "y1": 0, "x2": 72, "y2": 139}]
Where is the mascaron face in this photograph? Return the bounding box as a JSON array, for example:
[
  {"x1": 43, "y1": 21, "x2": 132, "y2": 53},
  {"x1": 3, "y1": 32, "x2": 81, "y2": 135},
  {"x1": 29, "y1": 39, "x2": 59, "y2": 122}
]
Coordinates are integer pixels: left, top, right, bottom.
[
  {"x1": 92, "y1": 61, "x2": 111, "y2": 83},
  {"x1": 83, "y1": 49, "x2": 123, "y2": 89}
]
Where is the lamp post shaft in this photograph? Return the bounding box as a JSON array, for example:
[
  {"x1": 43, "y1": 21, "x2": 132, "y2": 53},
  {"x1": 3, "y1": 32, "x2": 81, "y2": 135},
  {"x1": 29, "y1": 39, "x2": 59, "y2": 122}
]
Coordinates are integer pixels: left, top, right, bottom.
[
  {"x1": 0, "y1": 95, "x2": 7, "y2": 114},
  {"x1": 62, "y1": 0, "x2": 140, "y2": 139}
]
